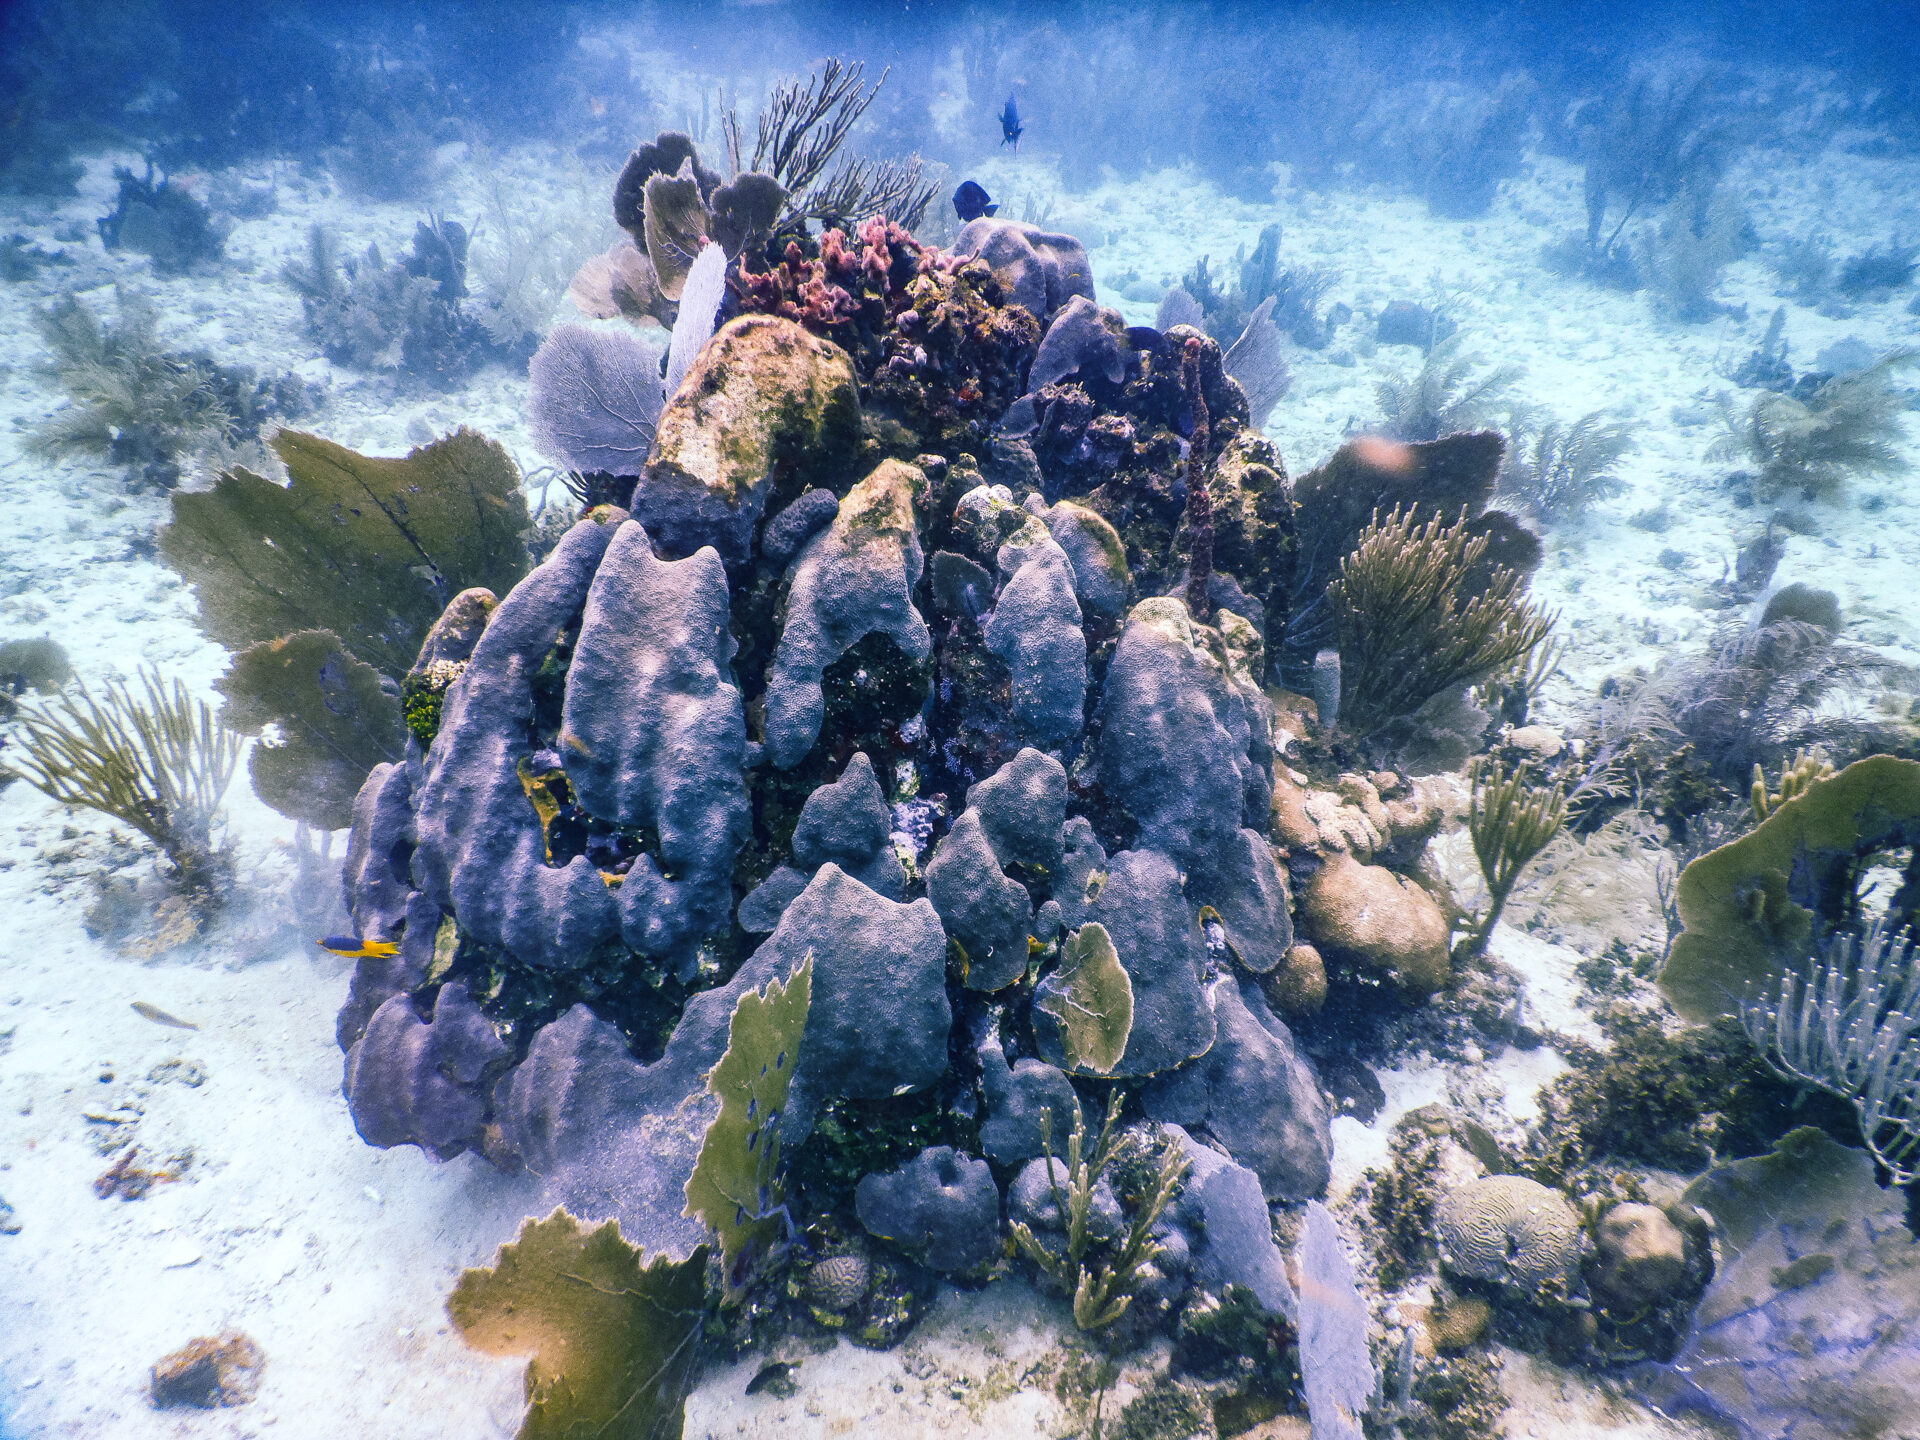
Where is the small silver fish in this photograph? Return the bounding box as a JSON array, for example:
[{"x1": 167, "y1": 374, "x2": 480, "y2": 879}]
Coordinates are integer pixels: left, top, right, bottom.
[{"x1": 131, "y1": 1001, "x2": 198, "y2": 1031}]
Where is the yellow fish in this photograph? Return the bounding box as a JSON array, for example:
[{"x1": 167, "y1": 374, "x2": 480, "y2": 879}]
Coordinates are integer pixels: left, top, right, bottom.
[{"x1": 317, "y1": 935, "x2": 400, "y2": 959}]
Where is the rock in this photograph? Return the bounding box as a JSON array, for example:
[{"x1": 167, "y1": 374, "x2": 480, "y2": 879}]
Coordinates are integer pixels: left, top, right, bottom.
[
  {"x1": 634, "y1": 314, "x2": 862, "y2": 564},
  {"x1": 856, "y1": 1146, "x2": 1002, "y2": 1272},
  {"x1": 150, "y1": 1332, "x2": 263, "y2": 1409},
  {"x1": 1507, "y1": 724, "x2": 1565, "y2": 759},
  {"x1": 763, "y1": 459, "x2": 931, "y2": 769},
  {"x1": 1143, "y1": 977, "x2": 1332, "y2": 1201},
  {"x1": 1590, "y1": 1203, "x2": 1694, "y2": 1310},
  {"x1": 1299, "y1": 852, "x2": 1451, "y2": 994},
  {"x1": 1436, "y1": 1175, "x2": 1584, "y2": 1298},
  {"x1": 950, "y1": 219, "x2": 1095, "y2": 324}
]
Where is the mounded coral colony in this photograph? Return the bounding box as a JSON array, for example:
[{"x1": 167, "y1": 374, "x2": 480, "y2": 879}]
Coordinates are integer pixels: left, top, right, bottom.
[
  {"x1": 313, "y1": 122, "x2": 1435, "y2": 1433},
  {"x1": 78, "y1": 91, "x2": 1908, "y2": 1440}
]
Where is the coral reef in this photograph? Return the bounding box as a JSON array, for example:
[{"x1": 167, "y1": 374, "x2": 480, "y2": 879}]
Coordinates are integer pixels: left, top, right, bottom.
[
  {"x1": 277, "y1": 129, "x2": 1692, "y2": 1436},
  {"x1": 1464, "y1": 757, "x2": 1567, "y2": 954},
  {"x1": 526, "y1": 324, "x2": 665, "y2": 477},
  {"x1": 1008, "y1": 1093, "x2": 1191, "y2": 1331}
]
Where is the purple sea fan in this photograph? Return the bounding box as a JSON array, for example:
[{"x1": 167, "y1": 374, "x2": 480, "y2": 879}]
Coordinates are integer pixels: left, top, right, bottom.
[{"x1": 527, "y1": 323, "x2": 664, "y2": 477}]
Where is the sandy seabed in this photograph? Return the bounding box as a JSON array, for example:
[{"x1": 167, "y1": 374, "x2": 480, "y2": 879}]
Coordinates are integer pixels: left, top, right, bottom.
[{"x1": 0, "y1": 123, "x2": 1915, "y2": 1438}]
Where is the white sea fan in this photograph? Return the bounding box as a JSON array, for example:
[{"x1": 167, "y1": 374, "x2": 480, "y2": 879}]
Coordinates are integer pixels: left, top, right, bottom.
[{"x1": 665, "y1": 241, "x2": 728, "y2": 401}]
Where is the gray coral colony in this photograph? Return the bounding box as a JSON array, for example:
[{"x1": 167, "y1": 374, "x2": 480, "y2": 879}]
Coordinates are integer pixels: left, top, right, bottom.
[{"x1": 334, "y1": 207, "x2": 1332, "y2": 1358}]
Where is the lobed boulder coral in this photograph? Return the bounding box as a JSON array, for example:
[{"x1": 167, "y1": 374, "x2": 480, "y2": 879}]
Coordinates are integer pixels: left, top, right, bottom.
[{"x1": 313, "y1": 147, "x2": 1566, "y2": 1393}]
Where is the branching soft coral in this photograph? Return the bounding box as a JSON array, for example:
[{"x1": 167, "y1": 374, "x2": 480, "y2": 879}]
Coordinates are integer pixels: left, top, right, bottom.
[
  {"x1": 1375, "y1": 332, "x2": 1521, "y2": 442},
  {"x1": 1497, "y1": 409, "x2": 1635, "y2": 522},
  {"x1": 30, "y1": 288, "x2": 310, "y2": 489},
  {"x1": 1329, "y1": 505, "x2": 1556, "y2": 735},
  {"x1": 1710, "y1": 354, "x2": 1915, "y2": 500}
]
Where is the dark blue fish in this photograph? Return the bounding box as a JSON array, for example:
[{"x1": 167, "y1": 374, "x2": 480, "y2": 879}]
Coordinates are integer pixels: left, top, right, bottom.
[
  {"x1": 1000, "y1": 93, "x2": 1024, "y2": 148},
  {"x1": 952, "y1": 180, "x2": 998, "y2": 223}
]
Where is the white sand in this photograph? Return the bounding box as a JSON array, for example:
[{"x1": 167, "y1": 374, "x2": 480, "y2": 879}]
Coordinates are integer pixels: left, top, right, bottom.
[{"x1": 1, "y1": 91, "x2": 1915, "y2": 1437}]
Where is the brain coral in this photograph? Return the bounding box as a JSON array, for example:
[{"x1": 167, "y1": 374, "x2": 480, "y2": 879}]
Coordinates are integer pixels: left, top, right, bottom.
[{"x1": 1435, "y1": 1175, "x2": 1584, "y2": 1296}]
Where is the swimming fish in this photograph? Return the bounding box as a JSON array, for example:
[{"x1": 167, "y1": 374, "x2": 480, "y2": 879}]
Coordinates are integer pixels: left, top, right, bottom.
[
  {"x1": 130, "y1": 1001, "x2": 198, "y2": 1031},
  {"x1": 317, "y1": 935, "x2": 401, "y2": 959},
  {"x1": 1000, "y1": 93, "x2": 1023, "y2": 148},
  {"x1": 952, "y1": 180, "x2": 998, "y2": 223}
]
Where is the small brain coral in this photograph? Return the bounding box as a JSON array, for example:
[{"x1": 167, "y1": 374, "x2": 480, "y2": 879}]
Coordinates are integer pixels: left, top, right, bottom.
[{"x1": 1435, "y1": 1175, "x2": 1584, "y2": 1297}]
